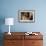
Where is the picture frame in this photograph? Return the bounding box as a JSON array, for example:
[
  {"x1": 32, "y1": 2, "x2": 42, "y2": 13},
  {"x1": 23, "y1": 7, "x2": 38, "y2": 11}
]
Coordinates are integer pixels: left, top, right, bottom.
[{"x1": 18, "y1": 10, "x2": 35, "y2": 23}]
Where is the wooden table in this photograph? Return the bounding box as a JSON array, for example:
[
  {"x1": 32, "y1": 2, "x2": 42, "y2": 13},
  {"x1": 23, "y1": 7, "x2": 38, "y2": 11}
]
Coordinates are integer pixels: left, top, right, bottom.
[{"x1": 4, "y1": 32, "x2": 43, "y2": 46}]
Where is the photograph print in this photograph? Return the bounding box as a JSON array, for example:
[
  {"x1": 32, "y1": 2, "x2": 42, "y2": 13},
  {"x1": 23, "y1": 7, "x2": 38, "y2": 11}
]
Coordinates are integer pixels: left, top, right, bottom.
[{"x1": 18, "y1": 10, "x2": 35, "y2": 23}]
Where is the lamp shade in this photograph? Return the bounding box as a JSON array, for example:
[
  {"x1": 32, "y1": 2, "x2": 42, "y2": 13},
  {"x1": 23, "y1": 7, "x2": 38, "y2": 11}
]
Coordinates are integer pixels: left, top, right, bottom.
[{"x1": 5, "y1": 18, "x2": 14, "y2": 25}]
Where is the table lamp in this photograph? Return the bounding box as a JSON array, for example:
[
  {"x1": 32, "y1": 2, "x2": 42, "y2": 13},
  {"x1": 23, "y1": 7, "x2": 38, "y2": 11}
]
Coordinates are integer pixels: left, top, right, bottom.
[{"x1": 5, "y1": 18, "x2": 14, "y2": 35}]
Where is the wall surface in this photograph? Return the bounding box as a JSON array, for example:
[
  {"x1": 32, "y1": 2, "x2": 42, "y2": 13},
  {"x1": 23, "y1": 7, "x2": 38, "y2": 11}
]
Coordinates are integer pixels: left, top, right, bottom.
[
  {"x1": 0, "y1": 0, "x2": 46, "y2": 32},
  {"x1": 0, "y1": 0, "x2": 46, "y2": 46}
]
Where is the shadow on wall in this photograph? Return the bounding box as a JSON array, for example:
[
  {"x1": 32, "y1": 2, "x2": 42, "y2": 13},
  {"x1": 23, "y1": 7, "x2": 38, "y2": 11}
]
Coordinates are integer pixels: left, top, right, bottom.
[{"x1": 0, "y1": 16, "x2": 5, "y2": 46}]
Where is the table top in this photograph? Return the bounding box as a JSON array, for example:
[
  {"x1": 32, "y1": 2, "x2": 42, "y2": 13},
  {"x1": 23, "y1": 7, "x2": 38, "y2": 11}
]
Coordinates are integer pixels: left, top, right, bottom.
[{"x1": 4, "y1": 32, "x2": 43, "y2": 40}]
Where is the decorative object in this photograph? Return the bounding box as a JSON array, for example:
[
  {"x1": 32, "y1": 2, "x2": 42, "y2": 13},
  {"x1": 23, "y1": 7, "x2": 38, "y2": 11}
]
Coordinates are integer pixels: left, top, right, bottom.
[
  {"x1": 5, "y1": 18, "x2": 14, "y2": 35},
  {"x1": 18, "y1": 10, "x2": 35, "y2": 23},
  {"x1": 25, "y1": 32, "x2": 38, "y2": 35}
]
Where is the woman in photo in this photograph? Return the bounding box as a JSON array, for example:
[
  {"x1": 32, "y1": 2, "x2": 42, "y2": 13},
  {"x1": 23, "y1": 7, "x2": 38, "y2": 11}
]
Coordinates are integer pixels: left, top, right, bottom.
[{"x1": 21, "y1": 12, "x2": 30, "y2": 20}]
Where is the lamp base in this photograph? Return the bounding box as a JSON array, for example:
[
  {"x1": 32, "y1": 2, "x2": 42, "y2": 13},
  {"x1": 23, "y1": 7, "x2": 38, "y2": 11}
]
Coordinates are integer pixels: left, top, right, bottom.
[{"x1": 8, "y1": 32, "x2": 11, "y2": 35}]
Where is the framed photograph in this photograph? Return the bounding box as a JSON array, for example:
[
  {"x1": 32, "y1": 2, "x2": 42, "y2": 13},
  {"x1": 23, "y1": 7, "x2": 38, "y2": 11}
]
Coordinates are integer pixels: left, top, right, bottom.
[{"x1": 18, "y1": 10, "x2": 35, "y2": 23}]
